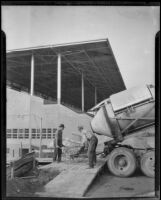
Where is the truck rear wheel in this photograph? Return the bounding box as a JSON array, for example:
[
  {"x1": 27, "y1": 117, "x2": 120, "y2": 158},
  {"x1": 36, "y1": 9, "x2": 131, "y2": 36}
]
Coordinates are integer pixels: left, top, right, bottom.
[
  {"x1": 140, "y1": 151, "x2": 155, "y2": 178},
  {"x1": 107, "y1": 147, "x2": 137, "y2": 177}
]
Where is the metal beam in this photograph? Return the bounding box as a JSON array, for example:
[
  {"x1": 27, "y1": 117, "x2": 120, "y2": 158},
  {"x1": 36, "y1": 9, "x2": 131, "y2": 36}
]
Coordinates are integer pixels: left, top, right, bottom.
[
  {"x1": 7, "y1": 59, "x2": 29, "y2": 66},
  {"x1": 29, "y1": 54, "x2": 35, "y2": 152},
  {"x1": 30, "y1": 54, "x2": 35, "y2": 95},
  {"x1": 39, "y1": 117, "x2": 42, "y2": 158},
  {"x1": 34, "y1": 53, "x2": 58, "y2": 65},
  {"x1": 57, "y1": 54, "x2": 61, "y2": 104},
  {"x1": 7, "y1": 69, "x2": 57, "y2": 99},
  {"x1": 7, "y1": 38, "x2": 108, "y2": 53},
  {"x1": 50, "y1": 47, "x2": 98, "y2": 91},
  {"x1": 81, "y1": 73, "x2": 84, "y2": 112},
  {"x1": 95, "y1": 87, "x2": 97, "y2": 105},
  {"x1": 82, "y1": 50, "x2": 114, "y2": 93},
  {"x1": 62, "y1": 55, "x2": 96, "y2": 89}
]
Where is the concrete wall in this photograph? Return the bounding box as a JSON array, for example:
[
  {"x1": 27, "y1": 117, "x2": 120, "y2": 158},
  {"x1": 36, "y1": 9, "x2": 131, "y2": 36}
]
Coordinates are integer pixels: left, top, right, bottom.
[
  {"x1": 7, "y1": 87, "x2": 92, "y2": 137},
  {"x1": 6, "y1": 87, "x2": 109, "y2": 161},
  {"x1": 7, "y1": 88, "x2": 107, "y2": 138}
]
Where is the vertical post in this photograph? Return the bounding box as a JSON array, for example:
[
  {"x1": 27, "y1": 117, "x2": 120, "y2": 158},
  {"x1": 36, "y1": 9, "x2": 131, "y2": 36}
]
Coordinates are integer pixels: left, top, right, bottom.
[
  {"x1": 29, "y1": 54, "x2": 34, "y2": 152},
  {"x1": 29, "y1": 114, "x2": 32, "y2": 153},
  {"x1": 39, "y1": 117, "x2": 42, "y2": 158},
  {"x1": 81, "y1": 73, "x2": 84, "y2": 112},
  {"x1": 30, "y1": 54, "x2": 34, "y2": 96},
  {"x1": 33, "y1": 152, "x2": 36, "y2": 169},
  {"x1": 57, "y1": 54, "x2": 61, "y2": 104},
  {"x1": 11, "y1": 162, "x2": 14, "y2": 179},
  {"x1": 20, "y1": 142, "x2": 23, "y2": 157},
  {"x1": 95, "y1": 87, "x2": 97, "y2": 105}
]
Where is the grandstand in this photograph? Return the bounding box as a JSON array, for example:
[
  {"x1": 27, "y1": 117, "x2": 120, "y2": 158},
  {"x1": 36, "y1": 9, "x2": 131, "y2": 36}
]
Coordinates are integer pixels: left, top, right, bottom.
[{"x1": 6, "y1": 38, "x2": 126, "y2": 162}]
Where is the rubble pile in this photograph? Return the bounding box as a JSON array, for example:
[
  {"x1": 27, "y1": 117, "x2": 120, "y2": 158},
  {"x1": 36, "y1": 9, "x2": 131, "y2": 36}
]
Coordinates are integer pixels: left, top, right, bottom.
[{"x1": 7, "y1": 168, "x2": 60, "y2": 197}]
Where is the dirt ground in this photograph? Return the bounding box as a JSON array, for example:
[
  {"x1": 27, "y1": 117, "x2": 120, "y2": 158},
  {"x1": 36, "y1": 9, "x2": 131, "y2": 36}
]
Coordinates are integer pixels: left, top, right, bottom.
[
  {"x1": 6, "y1": 157, "x2": 155, "y2": 198},
  {"x1": 85, "y1": 168, "x2": 155, "y2": 198},
  {"x1": 6, "y1": 167, "x2": 60, "y2": 197}
]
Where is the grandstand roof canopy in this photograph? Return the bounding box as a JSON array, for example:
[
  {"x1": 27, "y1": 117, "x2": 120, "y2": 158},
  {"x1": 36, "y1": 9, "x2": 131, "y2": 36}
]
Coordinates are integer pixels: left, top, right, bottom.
[{"x1": 7, "y1": 38, "x2": 126, "y2": 110}]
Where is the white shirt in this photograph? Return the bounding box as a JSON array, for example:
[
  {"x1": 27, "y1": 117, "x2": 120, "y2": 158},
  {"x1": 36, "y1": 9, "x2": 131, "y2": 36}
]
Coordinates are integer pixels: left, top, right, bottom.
[{"x1": 81, "y1": 129, "x2": 91, "y2": 144}]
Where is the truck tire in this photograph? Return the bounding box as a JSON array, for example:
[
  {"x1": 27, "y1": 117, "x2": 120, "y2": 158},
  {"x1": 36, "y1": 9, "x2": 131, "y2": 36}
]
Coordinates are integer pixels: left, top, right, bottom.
[
  {"x1": 107, "y1": 147, "x2": 137, "y2": 177},
  {"x1": 140, "y1": 151, "x2": 155, "y2": 178}
]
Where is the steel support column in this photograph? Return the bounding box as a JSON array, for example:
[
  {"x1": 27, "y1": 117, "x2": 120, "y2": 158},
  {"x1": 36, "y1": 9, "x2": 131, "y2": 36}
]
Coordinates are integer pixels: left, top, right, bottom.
[
  {"x1": 29, "y1": 54, "x2": 34, "y2": 152},
  {"x1": 95, "y1": 87, "x2": 97, "y2": 105},
  {"x1": 39, "y1": 117, "x2": 42, "y2": 158},
  {"x1": 30, "y1": 54, "x2": 35, "y2": 95},
  {"x1": 57, "y1": 54, "x2": 61, "y2": 104},
  {"x1": 81, "y1": 73, "x2": 84, "y2": 112}
]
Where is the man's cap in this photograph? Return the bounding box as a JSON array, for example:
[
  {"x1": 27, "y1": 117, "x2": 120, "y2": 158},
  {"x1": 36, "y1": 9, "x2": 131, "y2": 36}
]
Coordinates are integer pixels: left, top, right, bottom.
[
  {"x1": 78, "y1": 125, "x2": 83, "y2": 129},
  {"x1": 59, "y1": 124, "x2": 65, "y2": 128}
]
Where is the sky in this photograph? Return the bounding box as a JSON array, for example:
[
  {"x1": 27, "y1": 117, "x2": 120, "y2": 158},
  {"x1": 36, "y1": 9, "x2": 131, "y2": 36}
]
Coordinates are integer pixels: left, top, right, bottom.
[{"x1": 2, "y1": 6, "x2": 160, "y2": 89}]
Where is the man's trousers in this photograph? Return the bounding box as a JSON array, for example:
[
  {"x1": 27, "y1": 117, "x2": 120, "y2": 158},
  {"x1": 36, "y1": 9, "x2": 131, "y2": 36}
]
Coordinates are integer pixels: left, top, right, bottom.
[
  {"x1": 88, "y1": 135, "x2": 98, "y2": 168},
  {"x1": 53, "y1": 147, "x2": 62, "y2": 162}
]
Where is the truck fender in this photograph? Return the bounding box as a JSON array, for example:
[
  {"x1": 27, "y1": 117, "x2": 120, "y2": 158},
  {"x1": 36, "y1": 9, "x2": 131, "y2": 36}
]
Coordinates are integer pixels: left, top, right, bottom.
[{"x1": 120, "y1": 137, "x2": 152, "y2": 149}]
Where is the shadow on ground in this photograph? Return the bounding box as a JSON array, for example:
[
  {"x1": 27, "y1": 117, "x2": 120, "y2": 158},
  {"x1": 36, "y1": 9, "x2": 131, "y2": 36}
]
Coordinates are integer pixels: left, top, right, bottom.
[{"x1": 85, "y1": 166, "x2": 155, "y2": 198}]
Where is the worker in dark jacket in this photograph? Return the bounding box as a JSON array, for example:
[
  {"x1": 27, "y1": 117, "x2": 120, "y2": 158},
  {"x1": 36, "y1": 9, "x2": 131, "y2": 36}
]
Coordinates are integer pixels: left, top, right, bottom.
[
  {"x1": 87, "y1": 132, "x2": 98, "y2": 168},
  {"x1": 53, "y1": 124, "x2": 65, "y2": 162}
]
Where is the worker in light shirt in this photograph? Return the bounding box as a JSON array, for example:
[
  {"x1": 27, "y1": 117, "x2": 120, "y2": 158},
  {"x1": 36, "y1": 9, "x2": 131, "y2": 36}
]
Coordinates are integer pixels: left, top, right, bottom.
[
  {"x1": 78, "y1": 125, "x2": 98, "y2": 168},
  {"x1": 77, "y1": 126, "x2": 90, "y2": 155}
]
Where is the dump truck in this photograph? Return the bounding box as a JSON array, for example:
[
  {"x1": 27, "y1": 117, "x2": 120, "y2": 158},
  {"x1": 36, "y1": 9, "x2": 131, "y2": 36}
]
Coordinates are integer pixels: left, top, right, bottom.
[{"x1": 90, "y1": 84, "x2": 155, "y2": 178}]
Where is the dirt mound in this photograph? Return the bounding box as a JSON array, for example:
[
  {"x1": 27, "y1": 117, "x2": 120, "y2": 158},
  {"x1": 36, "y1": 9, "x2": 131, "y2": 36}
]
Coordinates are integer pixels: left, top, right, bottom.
[{"x1": 7, "y1": 168, "x2": 60, "y2": 197}]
